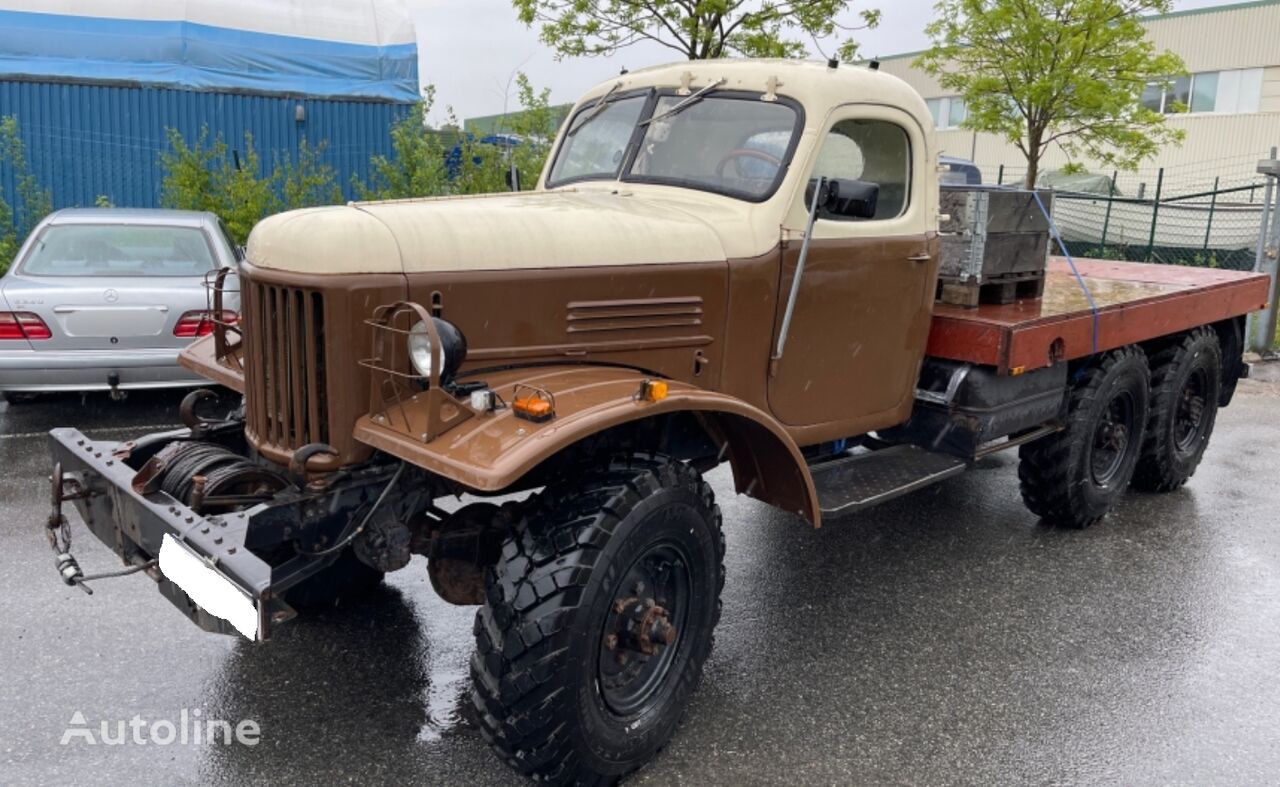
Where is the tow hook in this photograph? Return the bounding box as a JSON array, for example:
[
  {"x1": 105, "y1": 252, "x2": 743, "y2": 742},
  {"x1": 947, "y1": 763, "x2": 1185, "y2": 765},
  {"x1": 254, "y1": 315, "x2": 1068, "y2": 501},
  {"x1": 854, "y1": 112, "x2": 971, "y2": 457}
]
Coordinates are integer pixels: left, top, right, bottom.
[{"x1": 107, "y1": 372, "x2": 126, "y2": 402}]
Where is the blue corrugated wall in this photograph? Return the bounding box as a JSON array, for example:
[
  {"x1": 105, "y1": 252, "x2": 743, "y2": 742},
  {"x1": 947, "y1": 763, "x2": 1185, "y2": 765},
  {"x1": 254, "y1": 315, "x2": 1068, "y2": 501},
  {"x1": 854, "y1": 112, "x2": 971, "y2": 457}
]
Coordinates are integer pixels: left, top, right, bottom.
[{"x1": 0, "y1": 79, "x2": 410, "y2": 212}]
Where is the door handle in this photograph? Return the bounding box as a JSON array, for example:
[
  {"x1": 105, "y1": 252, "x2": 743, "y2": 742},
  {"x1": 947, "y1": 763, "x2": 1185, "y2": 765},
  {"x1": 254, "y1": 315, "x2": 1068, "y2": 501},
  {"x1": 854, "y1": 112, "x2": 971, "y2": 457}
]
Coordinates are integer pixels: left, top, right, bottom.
[{"x1": 907, "y1": 253, "x2": 931, "y2": 263}]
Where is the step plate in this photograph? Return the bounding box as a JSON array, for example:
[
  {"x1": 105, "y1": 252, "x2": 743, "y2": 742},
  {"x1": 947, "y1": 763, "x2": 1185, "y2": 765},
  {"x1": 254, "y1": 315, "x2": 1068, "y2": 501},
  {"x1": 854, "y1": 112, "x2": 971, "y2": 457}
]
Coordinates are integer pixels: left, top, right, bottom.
[{"x1": 813, "y1": 444, "x2": 967, "y2": 520}]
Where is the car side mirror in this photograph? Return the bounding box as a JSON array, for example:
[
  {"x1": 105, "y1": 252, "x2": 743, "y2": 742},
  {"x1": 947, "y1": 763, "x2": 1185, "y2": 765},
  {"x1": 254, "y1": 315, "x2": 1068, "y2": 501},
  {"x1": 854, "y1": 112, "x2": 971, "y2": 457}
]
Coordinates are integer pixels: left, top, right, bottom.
[{"x1": 825, "y1": 178, "x2": 879, "y2": 219}]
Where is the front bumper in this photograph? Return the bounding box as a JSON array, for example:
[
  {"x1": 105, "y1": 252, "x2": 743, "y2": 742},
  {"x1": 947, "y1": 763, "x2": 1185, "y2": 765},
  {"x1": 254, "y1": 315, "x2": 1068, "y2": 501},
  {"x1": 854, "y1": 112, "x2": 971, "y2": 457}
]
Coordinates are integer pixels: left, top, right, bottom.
[
  {"x1": 48, "y1": 427, "x2": 290, "y2": 640},
  {"x1": 0, "y1": 348, "x2": 204, "y2": 392}
]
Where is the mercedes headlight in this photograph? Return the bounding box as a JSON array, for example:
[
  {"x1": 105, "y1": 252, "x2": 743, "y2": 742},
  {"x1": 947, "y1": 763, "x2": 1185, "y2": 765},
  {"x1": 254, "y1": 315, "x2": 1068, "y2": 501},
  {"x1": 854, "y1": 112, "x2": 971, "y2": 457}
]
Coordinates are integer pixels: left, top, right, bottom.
[{"x1": 407, "y1": 317, "x2": 467, "y2": 384}]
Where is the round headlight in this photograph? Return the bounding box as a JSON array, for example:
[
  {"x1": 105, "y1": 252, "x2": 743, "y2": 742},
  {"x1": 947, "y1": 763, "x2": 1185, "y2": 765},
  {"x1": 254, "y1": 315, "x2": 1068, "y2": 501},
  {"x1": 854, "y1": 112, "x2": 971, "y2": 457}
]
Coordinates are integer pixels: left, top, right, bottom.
[{"x1": 407, "y1": 317, "x2": 467, "y2": 384}]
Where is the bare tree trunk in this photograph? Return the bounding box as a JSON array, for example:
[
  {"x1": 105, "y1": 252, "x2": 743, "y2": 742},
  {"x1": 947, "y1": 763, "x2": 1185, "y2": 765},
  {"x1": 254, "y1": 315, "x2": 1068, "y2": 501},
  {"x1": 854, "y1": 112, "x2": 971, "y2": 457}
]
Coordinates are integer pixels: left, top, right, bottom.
[{"x1": 1023, "y1": 125, "x2": 1042, "y2": 190}]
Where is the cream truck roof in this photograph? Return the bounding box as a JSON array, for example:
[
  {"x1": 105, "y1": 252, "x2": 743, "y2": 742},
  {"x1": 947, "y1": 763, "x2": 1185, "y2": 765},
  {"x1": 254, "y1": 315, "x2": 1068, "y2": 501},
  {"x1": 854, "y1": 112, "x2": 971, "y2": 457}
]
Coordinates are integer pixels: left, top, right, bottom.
[{"x1": 246, "y1": 59, "x2": 932, "y2": 275}]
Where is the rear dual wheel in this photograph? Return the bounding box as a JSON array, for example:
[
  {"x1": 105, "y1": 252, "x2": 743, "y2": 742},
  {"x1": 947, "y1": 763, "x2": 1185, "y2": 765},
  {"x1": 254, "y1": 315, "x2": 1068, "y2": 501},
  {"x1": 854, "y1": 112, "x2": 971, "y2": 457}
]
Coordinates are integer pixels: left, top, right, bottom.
[
  {"x1": 1019, "y1": 332, "x2": 1225, "y2": 527},
  {"x1": 1019, "y1": 346, "x2": 1151, "y2": 528},
  {"x1": 471, "y1": 453, "x2": 724, "y2": 785},
  {"x1": 1132, "y1": 327, "x2": 1222, "y2": 492}
]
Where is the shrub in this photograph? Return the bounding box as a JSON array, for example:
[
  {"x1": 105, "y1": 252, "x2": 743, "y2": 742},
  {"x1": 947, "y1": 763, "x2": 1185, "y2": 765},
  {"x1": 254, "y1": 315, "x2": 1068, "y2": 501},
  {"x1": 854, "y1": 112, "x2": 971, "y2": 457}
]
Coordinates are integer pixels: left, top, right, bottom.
[{"x1": 0, "y1": 116, "x2": 53, "y2": 275}]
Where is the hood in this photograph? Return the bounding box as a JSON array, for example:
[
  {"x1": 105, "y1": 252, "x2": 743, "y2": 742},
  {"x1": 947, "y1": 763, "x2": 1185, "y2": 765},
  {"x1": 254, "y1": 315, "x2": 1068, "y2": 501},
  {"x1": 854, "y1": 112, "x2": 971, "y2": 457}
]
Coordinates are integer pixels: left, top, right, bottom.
[{"x1": 246, "y1": 189, "x2": 730, "y2": 275}]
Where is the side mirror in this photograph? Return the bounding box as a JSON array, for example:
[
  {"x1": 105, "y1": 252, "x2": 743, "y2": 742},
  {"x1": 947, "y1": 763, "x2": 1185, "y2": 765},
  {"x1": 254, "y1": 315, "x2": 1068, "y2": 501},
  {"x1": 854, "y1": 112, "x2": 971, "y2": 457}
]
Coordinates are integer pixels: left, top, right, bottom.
[{"x1": 825, "y1": 178, "x2": 879, "y2": 219}]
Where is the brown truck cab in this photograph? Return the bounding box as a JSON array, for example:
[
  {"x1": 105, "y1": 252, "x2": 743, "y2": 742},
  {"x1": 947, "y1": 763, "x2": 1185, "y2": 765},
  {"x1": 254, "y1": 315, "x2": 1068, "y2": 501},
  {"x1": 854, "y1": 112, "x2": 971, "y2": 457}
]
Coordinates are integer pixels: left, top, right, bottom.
[{"x1": 44, "y1": 59, "x2": 1269, "y2": 784}]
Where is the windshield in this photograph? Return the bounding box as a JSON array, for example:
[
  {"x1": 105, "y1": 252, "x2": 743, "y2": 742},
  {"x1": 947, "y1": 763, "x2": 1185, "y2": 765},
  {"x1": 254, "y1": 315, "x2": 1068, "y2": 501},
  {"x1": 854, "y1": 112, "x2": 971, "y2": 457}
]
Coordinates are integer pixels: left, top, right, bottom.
[
  {"x1": 20, "y1": 224, "x2": 218, "y2": 277},
  {"x1": 546, "y1": 91, "x2": 800, "y2": 201}
]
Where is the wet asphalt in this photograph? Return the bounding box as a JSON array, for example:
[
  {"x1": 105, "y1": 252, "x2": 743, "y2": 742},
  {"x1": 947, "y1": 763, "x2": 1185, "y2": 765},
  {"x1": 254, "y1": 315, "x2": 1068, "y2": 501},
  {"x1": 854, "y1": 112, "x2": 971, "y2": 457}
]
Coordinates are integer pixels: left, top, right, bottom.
[{"x1": 2, "y1": 376, "x2": 1280, "y2": 787}]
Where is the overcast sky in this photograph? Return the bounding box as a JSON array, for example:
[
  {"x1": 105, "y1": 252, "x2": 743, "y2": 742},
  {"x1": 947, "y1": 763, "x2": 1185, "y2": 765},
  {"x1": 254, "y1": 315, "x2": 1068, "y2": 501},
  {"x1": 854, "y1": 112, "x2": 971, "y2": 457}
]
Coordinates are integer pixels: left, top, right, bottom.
[{"x1": 407, "y1": 0, "x2": 1240, "y2": 122}]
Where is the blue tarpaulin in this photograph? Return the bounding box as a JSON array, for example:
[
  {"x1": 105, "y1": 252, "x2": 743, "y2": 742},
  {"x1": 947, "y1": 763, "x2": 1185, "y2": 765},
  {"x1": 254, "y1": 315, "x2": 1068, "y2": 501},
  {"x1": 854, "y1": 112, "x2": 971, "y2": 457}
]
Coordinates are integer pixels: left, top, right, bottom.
[{"x1": 0, "y1": 7, "x2": 418, "y2": 102}]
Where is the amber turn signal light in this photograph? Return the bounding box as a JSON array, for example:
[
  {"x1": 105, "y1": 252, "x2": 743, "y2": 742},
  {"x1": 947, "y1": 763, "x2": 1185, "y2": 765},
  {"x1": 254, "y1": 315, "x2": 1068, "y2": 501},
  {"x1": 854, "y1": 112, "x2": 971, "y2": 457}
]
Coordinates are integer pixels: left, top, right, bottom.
[
  {"x1": 637, "y1": 379, "x2": 669, "y2": 402},
  {"x1": 513, "y1": 385, "x2": 556, "y2": 423}
]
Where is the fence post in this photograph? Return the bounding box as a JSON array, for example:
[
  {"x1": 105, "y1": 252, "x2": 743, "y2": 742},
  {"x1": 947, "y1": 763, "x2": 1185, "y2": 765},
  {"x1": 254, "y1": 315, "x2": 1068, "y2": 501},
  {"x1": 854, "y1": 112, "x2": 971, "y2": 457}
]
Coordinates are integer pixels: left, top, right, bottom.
[
  {"x1": 1145, "y1": 167, "x2": 1164, "y2": 262},
  {"x1": 1250, "y1": 147, "x2": 1278, "y2": 353},
  {"x1": 1202, "y1": 176, "x2": 1219, "y2": 256},
  {"x1": 996, "y1": 164, "x2": 1004, "y2": 186},
  {"x1": 1099, "y1": 170, "x2": 1117, "y2": 253}
]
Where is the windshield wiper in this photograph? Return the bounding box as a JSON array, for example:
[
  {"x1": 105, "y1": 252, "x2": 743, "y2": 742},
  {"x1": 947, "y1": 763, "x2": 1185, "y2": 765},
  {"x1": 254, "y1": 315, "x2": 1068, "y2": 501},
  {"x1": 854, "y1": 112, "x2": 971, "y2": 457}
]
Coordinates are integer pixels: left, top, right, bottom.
[
  {"x1": 638, "y1": 78, "x2": 727, "y2": 127},
  {"x1": 566, "y1": 81, "x2": 623, "y2": 137}
]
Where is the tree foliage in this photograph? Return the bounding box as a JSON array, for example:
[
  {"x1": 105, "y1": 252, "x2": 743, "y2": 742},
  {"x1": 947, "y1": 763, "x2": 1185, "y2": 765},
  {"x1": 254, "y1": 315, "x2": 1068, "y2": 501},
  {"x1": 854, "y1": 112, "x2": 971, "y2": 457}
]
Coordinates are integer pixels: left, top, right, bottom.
[
  {"x1": 513, "y1": 0, "x2": 880, "y2": 61},
  {"x1": 159, "y1": 128, "x2": 281, "y2": 244},
  {"x1": 159, "y1": 130, "x2": 345, "y2": 244},
  {"x1": 357, "y1": 74, "x2": 560, "y2": 200},
  {"x1": 0, "y1": 116, "x2": 53, "y2": 274},
  {"x1": 278, "y1": 138, "x2": 344, "y2": 210},
  {"x1": 916, "y1": 0, "x2": 1186, "y2": 188},
  {"x1": 357, "y1": 86, "x2": 452, "y2": 200}
]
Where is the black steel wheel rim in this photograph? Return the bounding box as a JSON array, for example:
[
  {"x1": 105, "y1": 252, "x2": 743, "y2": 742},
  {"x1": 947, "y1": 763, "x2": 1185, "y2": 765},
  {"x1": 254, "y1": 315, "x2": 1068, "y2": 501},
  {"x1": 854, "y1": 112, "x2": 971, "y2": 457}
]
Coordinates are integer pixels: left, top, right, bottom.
[
  {"x1": 1091, "y1": 390, "x2": 1135, "y2": 487},
  {"x1": 1173, "y1": 367, "x2": 1208, "y2": 454},
  {"x1": 597, "y1": 541, "x2": 691, "y2": 718}
]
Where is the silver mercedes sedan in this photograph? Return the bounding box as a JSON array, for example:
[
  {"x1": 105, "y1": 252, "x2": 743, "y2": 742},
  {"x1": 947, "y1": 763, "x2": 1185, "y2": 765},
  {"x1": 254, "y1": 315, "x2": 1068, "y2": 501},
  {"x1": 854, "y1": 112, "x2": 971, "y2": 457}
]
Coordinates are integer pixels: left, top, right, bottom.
[{"x1": 0, "y1": 209, "x2": 240, "y2": 403}]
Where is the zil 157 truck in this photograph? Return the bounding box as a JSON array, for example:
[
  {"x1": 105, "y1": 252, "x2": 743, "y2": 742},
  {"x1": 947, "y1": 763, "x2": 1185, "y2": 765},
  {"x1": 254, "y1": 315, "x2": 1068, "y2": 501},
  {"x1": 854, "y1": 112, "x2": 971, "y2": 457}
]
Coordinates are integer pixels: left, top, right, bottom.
[{"x1": 44, "y1": 59, "x2": 1270, "y2": 784}]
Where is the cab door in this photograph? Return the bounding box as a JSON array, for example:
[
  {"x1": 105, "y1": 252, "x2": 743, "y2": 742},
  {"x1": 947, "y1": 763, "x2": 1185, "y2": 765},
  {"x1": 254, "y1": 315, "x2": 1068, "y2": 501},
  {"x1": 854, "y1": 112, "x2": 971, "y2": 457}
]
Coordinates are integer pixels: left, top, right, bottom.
[{"x1": 767, "y1": 105, "x2": 938, "y2": 434}]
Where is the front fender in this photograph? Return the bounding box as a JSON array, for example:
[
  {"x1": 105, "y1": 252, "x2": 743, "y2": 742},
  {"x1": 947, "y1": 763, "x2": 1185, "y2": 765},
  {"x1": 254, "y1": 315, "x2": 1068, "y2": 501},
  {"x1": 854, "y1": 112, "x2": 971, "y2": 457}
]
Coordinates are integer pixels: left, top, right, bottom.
[{"x1": 352, "y1": 365, "x2": 820, "y2": 524}]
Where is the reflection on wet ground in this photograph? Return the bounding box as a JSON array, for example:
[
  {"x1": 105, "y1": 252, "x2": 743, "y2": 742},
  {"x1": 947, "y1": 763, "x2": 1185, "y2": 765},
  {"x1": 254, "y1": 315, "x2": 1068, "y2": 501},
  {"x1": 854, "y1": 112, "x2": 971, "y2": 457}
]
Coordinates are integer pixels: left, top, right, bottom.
[{"x1": 4, "y1": 383, "x2": 1280, "y2": 786}]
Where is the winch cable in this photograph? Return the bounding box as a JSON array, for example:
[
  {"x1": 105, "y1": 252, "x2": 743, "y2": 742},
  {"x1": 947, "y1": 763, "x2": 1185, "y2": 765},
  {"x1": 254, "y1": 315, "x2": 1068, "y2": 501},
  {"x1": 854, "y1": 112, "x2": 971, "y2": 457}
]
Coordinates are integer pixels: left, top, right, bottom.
[{"x1": 298, "y1": 463, "x2": 406, "y2": 558}]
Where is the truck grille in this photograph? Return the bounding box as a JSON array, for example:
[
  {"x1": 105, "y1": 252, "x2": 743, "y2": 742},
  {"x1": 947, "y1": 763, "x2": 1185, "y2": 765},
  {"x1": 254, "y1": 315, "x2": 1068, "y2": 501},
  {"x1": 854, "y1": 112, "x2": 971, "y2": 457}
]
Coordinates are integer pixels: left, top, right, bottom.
[{"x1": 242, "y1": 281, "x2": 329, "y2": 451}]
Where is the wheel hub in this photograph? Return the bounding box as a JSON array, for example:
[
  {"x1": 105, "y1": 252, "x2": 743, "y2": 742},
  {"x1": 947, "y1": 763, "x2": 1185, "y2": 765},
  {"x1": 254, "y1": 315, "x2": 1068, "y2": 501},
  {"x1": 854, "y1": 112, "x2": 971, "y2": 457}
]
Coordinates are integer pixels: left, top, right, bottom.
[
  {"x1": 605, "y1": 597, "x2": 678, "y2": 658},
  {"x1": 597, "y1": 544, "x2": 689, "y2": 717},
  {"x1": 1174, "y1": 369, "x2": 1208, "y2": 453},
  {"x1": 1090, "y1": 391, "x2": 1136, "y2": 487}
]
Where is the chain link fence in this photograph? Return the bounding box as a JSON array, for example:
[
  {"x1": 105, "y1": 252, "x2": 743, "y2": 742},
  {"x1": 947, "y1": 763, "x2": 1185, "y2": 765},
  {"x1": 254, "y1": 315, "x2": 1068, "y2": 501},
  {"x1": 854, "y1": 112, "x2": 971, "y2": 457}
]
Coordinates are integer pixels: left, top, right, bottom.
[{"x1": 993, "y1": 159, "x2": 1268, "y2": 271}]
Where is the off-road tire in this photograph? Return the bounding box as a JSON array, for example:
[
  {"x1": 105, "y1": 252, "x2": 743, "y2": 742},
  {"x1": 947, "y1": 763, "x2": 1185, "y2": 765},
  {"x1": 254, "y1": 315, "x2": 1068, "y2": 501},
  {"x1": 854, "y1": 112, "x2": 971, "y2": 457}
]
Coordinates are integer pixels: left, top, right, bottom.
[
  {"x1": 1132, "y1": 328, "x2": 1222, "y2": 492},
  {"x1": 471, "y1": 453, "x2": 724, "y2": 786},
  {"x1": 284, "y1": 547, "x2": 385, "y2": 608},
  {"x1": 1019, "y1": 346, "x2": 1150, "y2": 528}
]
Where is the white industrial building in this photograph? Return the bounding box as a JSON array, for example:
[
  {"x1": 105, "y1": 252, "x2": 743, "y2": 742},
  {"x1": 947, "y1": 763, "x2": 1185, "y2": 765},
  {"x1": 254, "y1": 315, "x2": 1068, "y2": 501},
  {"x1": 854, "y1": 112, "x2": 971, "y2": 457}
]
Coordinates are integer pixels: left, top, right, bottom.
[{"x1": 874, "y1": 0, "x2": 1280, "y2": 190}]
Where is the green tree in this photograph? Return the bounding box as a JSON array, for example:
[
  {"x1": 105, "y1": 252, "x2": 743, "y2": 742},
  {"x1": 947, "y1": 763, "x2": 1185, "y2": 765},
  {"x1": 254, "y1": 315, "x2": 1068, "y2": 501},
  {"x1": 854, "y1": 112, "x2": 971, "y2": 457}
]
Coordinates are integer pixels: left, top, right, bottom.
[
  {"x1": 278, "y1": 138, "x2": 344, "y2": 210},
  {"x1": 513, "y1": 0, "x2": 880, "y2": 61},
  {"x1": 0, "y1": 194, "x2": 16, "y2": 275},
  {"x1": 455, "y1": 73, "x2": 560, "y2": 194},
  {"x1": 357, "y1": 86, "x2": 452, "y2": 200},
  {"x1": 159, "y1": 128, "x2": 307, "y2": 243},
  {"x1": 357, "y1": 76, "x2": 560, "y2": 200},
  {"x1": 916, "y1": 0, "x2": 1186, "y2": 188},
  {"x1": 158, "y1": 127, "x2": 221, "y2": 213},
  {"x1": 0, "y1": 116, "x2": 52, "y2": 275}
]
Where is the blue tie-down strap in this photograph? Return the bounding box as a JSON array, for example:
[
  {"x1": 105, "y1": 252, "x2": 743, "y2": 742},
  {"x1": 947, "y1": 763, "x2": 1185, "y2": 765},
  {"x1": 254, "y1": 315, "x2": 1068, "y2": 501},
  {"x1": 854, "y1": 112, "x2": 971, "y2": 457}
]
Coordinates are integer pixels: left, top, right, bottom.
[{"x1": 1026, "y1": 189, "x2": 1100, "y2": 357}]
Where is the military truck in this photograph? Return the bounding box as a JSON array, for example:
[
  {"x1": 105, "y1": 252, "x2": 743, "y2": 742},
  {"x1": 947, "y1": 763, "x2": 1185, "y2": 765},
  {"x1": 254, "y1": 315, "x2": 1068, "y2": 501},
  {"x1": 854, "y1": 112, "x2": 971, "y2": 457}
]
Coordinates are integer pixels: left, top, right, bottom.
[{"x1": 44, "y1": 60, "x2": 1269, "y2": 784}]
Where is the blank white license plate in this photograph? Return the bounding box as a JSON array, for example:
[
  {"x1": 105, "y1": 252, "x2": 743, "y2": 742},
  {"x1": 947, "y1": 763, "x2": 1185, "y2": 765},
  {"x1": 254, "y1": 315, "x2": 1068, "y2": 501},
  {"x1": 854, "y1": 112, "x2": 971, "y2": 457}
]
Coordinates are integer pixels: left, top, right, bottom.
[
  {"x1": 158, "y1": 534, "x2": 259, "y2": 640},
  {"x1": 61, "y1": 307, "x2": 167, "y2": 337}
]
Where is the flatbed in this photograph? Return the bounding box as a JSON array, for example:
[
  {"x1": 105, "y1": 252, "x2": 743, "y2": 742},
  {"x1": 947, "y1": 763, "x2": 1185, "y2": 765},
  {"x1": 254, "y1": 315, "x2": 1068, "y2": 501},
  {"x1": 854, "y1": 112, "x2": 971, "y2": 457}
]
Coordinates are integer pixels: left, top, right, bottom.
[{"x1": 928, "y1": 258, "x2": 1270, "y2": 374}]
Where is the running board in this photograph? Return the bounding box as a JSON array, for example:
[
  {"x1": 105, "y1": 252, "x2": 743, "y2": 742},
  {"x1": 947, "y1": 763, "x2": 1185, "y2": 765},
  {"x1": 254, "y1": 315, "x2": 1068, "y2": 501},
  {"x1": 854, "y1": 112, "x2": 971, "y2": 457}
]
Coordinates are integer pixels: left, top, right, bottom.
[{"x1": 812, "y1": 444, "x2": 968, "y2": 520}]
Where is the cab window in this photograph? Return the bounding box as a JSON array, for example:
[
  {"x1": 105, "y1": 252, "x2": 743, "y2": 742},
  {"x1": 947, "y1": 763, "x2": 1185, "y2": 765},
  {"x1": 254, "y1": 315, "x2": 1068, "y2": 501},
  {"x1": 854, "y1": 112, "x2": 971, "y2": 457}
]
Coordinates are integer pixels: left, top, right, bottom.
[{"x1": 812, "y1": 119, "x2": 911, "y2": 220}]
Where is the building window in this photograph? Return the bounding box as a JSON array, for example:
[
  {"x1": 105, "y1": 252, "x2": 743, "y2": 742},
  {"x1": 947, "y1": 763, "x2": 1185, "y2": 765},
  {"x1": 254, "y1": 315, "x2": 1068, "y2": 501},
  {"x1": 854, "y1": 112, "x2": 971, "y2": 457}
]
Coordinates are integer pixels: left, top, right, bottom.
[
  {"x1": 1190, "y1": 71, "x2": 1218, "y2": 112},
  {"x1": 925, "y1": 96, "x2": 967, "y2": 129},
  {"x1": 1143, "y1": 69, "x2": 1262, "y2": 115}
]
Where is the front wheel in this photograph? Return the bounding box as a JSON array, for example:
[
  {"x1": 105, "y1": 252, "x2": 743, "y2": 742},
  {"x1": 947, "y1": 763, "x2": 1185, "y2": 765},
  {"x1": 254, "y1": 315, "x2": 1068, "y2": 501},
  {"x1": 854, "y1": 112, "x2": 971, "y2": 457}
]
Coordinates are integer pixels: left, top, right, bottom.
[{"x1": 471, "y1": 453, "x2": 724, "y2": 785}]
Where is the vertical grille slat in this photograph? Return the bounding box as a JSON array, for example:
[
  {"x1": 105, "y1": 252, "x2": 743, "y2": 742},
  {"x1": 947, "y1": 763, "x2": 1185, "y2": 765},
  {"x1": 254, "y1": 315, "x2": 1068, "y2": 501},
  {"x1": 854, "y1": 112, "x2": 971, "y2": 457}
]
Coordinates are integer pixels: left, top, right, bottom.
[
  {"x1": 303, "y1": 292, "x2": 322, "y2": 444},
  {"x1": 265, "y1": 286, "x2": 282, "y2": 444},
  {"x1": 288, "y1": 290, "x2": 306, "y2": 445},
  {"x1": 243, "y1": 278, "x2": 328, "y2": 457}
]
